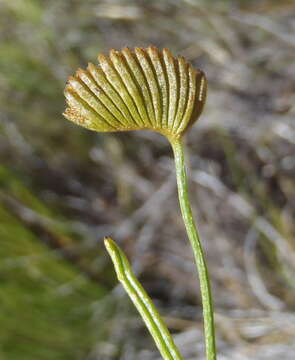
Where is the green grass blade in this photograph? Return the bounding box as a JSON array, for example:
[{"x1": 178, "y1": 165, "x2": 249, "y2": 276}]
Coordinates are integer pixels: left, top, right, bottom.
[{"x1": 104, "y1": 237, "x2": 184, "y2": 360}]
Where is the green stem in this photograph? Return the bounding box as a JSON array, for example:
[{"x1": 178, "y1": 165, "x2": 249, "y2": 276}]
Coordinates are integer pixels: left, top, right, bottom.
[
  {"x1": 171, "y1": 138, "x2": 217, "y2": 360},
  {"x1": 104, "y1": 237, "x2": 184, "y2": 360}
]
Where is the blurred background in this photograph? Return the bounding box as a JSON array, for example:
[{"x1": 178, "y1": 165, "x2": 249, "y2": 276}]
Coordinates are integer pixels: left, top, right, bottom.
[{"x1": 0, "y1": 0, "x2": 295, "y2": 359}]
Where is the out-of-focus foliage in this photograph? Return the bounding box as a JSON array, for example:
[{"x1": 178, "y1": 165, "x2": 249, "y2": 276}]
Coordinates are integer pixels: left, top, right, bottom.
[
  {"x1": 0, "y1": 165, "x2": 109, "y2": 359},
  {"x1": 0, "y1": 0, "x2": 294, "y2": 359}
]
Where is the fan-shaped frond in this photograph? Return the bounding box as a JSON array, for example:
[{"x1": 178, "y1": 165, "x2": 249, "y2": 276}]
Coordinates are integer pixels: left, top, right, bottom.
[{"x1": 64, "y1": 46, "x2": 206, "y2": 140}]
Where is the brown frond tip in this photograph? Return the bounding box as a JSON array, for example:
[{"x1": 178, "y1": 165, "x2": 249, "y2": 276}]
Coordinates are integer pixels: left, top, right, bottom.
[{"x1": 63, "y1": 46, "x2": 207, "y2": 140}]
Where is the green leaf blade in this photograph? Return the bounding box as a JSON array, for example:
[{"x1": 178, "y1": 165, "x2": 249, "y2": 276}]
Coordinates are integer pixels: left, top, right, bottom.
[{"x1": 104, "y1": 237, "x2": 184, "y2": 360}]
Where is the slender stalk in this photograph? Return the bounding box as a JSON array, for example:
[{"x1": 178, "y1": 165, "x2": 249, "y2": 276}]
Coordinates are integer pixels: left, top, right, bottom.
[
  {"x1": 104, "y1": 237, "x2": 184, "y2": 360},
  {"x1": 171, "y1": 138, "x2": 217, "y2": 360}
]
